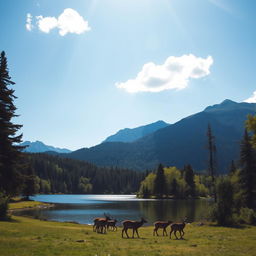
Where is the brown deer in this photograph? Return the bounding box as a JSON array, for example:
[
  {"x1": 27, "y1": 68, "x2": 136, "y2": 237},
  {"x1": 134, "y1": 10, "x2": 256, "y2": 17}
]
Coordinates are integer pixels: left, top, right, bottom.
[
  {"x1": 153, "y1": 220, "x2": 172, "y2": 236},
  {"x1": 122, "y1": 217, "x2": 147, "y2": 238},
  {"x1": 169, "y1": 218, "x2": 187, "y2": 239},
  {"x1": 107, "y1": 219, "x2": 118, "y2": 231},
  {"x1": 93, "y1": 214, "x2": 111, "y2": 233}
]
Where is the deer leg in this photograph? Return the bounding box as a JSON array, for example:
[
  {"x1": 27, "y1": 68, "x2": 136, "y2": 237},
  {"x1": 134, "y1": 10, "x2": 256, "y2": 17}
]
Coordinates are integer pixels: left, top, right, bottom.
[
  {"x1": 122, "y1": 228, "x2": 129, "y2": 238},
  {"x1": 170, "y1": 229, "x2": 173, "y2": 239},
  {"x1": 181, "y1": 230, "x2": 185, "y2": 239},
  {"x1": 132, "y1": 228, "x2": 135, "y2": 238},
  {"x1": 174, "y1": 230, "x2": 179, "y2": 239},
  {"x1": 163, "y1": 228, "x2": 167, "y2": 236},
  {"x1": 125, "y1": 228, "x2": 129, "y2": 238},
  {"x1": 135, "y1": 229, "x2": 140, "y2": 238}
]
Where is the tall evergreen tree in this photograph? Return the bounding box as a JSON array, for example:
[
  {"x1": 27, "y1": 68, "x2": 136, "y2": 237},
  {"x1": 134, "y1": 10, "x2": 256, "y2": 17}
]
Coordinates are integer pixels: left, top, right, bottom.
[
  {"x1": 214, "y1": 177, "x2": 234, "y2": 226},
  {"x1": 229, "y1": 160, "x2": 237, "y2": 174},
  {"x1": 22, "y1": 166, "x2": 39, "y2": 200},
  {"x1": 170, "y1": 178, "x2": 178, "y2": 197},
  {"x1": 207, "y1": 124, "x2": 217, "y2": 202},
  {"x1": 246, "y1": 114, "x2": 256, "y2": 148},
  {"x1": 0, "y1": 51, "x2": 24, "y2": 197},
  {"x1": 240, "y1": 129, "x2": 256, "y2": 209},
  {"x1": 154, "y1": 163, "x2": 166, "y2": 198},
  {"x1": 184, "y1": 164, "x2": 195, "y2": 197}
]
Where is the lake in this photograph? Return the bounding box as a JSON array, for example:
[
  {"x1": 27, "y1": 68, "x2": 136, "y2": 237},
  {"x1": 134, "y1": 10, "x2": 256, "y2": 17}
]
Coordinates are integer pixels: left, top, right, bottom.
[{"x1": 17, "y1": 194, "x2": 211, "y2": 225}]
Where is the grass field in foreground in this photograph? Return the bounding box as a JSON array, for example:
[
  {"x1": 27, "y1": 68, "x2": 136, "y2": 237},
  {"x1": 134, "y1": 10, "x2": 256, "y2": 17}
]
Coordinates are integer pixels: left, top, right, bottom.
[{"x1": 0, "y1": 216, "x2": 255, "y2": 256}]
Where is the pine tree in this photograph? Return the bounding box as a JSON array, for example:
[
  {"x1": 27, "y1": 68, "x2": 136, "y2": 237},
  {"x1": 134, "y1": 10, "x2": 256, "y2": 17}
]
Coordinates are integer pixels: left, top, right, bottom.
[
  {"x1": 0, "y1": 51, "x2": 24, "y2": 197},
  {"x1": 22, "y1": 166, "x2": 39, "y2": 200},
  {"x1": 229, "y1": 160, "x2": 236, "y2": 174},
  {"x1": 171, "y1": 178, "x2": 178, "y2": 197},
  {"x1": 214, "y1": 177, "x2": 234, "y2": 226},
  {"x1": 207, "y1": 124, "x2": 217, "y2": 202},
  {"x1": 154, "y1": 164, "x2": 166, "y2": 198},
  {"x1": 240, "y1": 129, "x2": 256, "y2": 209},
  {"x1": 184, "y1": 164, "x2": 195, "y2": 197}
]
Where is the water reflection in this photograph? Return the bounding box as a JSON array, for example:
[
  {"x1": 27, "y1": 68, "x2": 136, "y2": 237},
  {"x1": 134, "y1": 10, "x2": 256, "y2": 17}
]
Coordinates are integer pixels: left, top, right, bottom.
[{"x1": 16, "y1": 195, "x2": 211, "y2": 225}]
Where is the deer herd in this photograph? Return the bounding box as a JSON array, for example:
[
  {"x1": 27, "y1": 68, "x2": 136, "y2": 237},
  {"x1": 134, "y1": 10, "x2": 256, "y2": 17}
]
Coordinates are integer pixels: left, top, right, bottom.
[{"x1": 93, "y1": 214, "x2": 187, "y2": 239}]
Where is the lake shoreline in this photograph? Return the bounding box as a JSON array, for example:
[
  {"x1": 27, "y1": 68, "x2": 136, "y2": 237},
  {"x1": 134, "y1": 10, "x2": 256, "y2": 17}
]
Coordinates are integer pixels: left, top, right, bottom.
[
  {"x1": 15, "y1": 194, "x2": 212, "y2": 225},
  {"x1": 8, "y1": 199, "x2": 55, "y2": 213}
]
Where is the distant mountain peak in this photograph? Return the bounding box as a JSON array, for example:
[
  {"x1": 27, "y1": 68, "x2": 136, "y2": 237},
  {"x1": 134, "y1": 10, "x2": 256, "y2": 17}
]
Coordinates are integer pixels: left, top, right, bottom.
[
  {"x1": 220, "y1": 99, "x2": 237, "y2": 105},
  {"x1": 203, "y1": 99, "x2": 256, "y2": 113},
  {"x1": 21, "y1": 141, "x2": 71, "y2": 154},
  {"x1": 104, "y1": 120, "x2": 169, "y2": 143}
]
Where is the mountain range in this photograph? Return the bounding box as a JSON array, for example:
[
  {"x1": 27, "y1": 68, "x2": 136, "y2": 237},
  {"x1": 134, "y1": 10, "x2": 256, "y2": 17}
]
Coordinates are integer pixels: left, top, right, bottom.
[
  {"x1": 21, "y1": 141, "x2": 71, "y2": 154},
  {"x1": 62, "y1": 99, "x2": 256, "y2": 173},
  {"x1": 104, "y1": 120, "x2": 169, "y2": 143}
]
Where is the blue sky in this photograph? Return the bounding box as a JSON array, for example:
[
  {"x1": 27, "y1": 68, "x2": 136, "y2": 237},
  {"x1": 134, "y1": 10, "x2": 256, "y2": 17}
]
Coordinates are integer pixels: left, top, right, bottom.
[{"x1": 0, "y1": 0, "x2": 255, "y2": 150}]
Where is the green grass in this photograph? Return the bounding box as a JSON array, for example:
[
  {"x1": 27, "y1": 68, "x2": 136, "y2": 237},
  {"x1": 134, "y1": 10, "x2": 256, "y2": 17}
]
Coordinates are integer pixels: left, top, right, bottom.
[
  {"x1": 8, "y1": 200, "x2": 50, "y2": 210},
  {"x1": 0, "y1": 216, "x2": 255, "y2": 256}
]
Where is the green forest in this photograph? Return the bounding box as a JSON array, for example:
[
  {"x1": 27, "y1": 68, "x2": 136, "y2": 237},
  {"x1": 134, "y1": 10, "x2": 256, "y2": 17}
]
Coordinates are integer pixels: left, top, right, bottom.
[{"x1": 24, "y1": 153, "x2": 145, "y2": 194}]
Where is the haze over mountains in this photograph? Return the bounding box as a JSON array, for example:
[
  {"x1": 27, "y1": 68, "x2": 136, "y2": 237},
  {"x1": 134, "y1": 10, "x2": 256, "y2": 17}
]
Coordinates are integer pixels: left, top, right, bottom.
[
  {"x1": 63, "y1": 99, "x2": 256, "y2": 173},
  {"x1": 21, "y1": 141, "x2": 71, "y2": 154}
]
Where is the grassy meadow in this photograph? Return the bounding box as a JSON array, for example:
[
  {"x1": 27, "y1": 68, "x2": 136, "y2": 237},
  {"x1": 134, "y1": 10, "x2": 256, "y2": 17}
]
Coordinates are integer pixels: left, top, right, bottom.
[
  {"x1": 8, "y1": 198, "x2": 52, "y2": 211},
  {"x1": 0, "y1": 215, "x2": 255, "y2": 256}
]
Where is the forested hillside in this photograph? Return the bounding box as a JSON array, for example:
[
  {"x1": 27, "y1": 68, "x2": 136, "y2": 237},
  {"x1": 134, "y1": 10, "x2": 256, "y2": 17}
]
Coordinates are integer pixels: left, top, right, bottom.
[{"x1": 25, "y1": 153, "x2": 145, "y2": 194}]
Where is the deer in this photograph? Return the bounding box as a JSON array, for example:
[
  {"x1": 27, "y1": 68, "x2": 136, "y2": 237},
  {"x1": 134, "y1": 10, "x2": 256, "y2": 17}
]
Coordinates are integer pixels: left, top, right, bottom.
[
  {"x1": 122, "y1": 217, "x2": 147, "y2": 238},
  {"x1": 93, "y1": 214, "x2": 111, "y2": 233},
  {"x1": 153, "y1": 220, "x2": 172, "y2": 236},
  {"x1": 169, "y1": 218, "x2": 187, "y2": 239},
  {"x1": 107, "y1": 219, "x2": 118, "y2": 231}
]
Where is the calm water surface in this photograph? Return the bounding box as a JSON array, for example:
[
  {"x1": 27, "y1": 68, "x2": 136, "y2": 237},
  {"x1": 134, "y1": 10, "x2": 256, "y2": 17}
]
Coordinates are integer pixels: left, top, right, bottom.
[{"x1": 17, "y1": 194, "x2": 211, "y2": 225}]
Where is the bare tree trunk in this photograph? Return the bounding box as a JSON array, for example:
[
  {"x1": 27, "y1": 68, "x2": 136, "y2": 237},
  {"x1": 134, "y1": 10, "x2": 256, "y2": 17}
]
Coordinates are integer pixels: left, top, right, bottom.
[{"x1": 207, "y1": 124, "x2": 217, "y2": 202}]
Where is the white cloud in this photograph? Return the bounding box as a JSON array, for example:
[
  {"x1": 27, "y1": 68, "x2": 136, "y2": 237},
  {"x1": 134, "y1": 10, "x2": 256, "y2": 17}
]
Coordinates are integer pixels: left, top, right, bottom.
[
  {"x1": 57, "y1": 8, "x2": 90, "y2": 36},
  {"x1": 36, "y1": 16, "x2": 58, "y2": 33},
  {"x1": 244, "y1": 91, "x2": 256, "y2": 103},
  {"x1": 26, "y1": 13, "x2": 33, "y2": 31},
  {"x1": 27, "y1": 8, "x2": 91, "y2": 36},
  {"x1": 116, "y1": 54, "x2": 214, "y2": 93}
]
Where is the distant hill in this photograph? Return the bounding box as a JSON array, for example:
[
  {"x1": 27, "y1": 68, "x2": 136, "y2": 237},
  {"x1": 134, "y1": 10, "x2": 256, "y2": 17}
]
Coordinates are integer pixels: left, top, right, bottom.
[
  {"x1": 63, "y1": 99, "x2": 256, "y2": 173},
  {"x1": 104, "y1": 120, "x2": 169, "y2": 143},
  {"x1": 21, "y1": 141, "x2": 71, "y2": 154}
]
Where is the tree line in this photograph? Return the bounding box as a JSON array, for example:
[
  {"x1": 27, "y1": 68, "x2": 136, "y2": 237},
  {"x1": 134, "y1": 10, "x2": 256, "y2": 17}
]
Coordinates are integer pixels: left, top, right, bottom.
[
  {"x1": 24, "y1": 153, "x2": 145, "y2": 195},
  {"x1": 138, "y1": 164, "x2": 210, "y2": 199}
]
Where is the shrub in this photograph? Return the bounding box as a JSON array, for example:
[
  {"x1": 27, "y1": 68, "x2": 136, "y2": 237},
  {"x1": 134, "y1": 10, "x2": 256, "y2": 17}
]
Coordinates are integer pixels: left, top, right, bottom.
[
  {"x1": 209, "y1": 178, "x2": 234, "y2": 226},
  {"x1": 238, "y1": 208, "x2": 256, "y2": 225}
]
